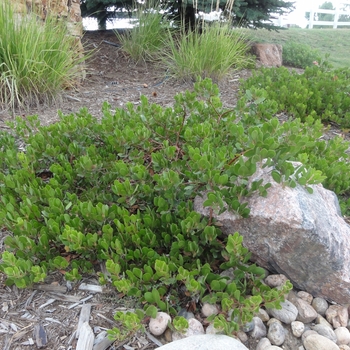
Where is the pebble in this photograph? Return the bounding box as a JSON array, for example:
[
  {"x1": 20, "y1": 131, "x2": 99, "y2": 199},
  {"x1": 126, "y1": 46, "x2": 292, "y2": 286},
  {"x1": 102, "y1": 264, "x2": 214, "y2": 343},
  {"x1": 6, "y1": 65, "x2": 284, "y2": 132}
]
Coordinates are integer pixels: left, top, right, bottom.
[
  {"x1": 249, "y1": 316, "x2": 267, "y2": 339},
  {"x1": 316, "y1": 314, "x2": 334, "y2": 329},
  {"x1": 177, "y1": 309, "x2": 194, "y2": 320},
  {"x1": 312, "y1": 323, "x2": 337, "y2": 343},
  {"x1": 297, "y1": 291, "x2": 313, "y2": 304},
  {"x1": 335, "y1": 327, "x2": 350, "y2": 345},
  {"x1": 237, "y1": 330, "x2": 248, "y2": 343},
  {"x1": 265, "y1": 274, "x2": 289, "y2": 288},
  {"x1": 339, "y1": 345, "x2": 350, "y2": 350},
  {"x1": 206, "y1": 323, "x2": 222, "y2": 335},
  {"x1": 303, "y1": 333, "x2": 340, "y2": 350},
  {"x1": 312, "y1": 297, "x2": 329, "y2": 315},
  {"x1": 295, "y1": 298, "x2": 318, "y2": 323},
  {"x1": 156, "y1": 334, "x2": 249, "y2": 350},
  {"x1": 266, "y1": 300, "x2": 298, "y2": 324},
  {"x1": 256, "y1": 308, "x2": 270, "y2": 322},
  {"x1": 164, "y1": 328, "x2": 172, "y2": 342},
  {"x1": 267, "y1": 319, "x2": 285, "y2": 345},
  {"x1": 149, "y1": 312, "x2": 171, "y2": 336},
  {"x1": 291, "y1": 321, "x2": 305, "y2": 338},
  {"x1": 256, "y1": 337, "x2": 272, "y2": 350},
  {"x1": 172, "y1": 318, "x2": 204, "y2": 341},
  {"x1": 301, "y1": 330, "x2": 318, "y2": 343},
  {"x1": 201, "y1": 303, "x2": 219, "y2": 317},
  {"x1": 326, "y1": 305, "x2": 349, "y2": 328}
]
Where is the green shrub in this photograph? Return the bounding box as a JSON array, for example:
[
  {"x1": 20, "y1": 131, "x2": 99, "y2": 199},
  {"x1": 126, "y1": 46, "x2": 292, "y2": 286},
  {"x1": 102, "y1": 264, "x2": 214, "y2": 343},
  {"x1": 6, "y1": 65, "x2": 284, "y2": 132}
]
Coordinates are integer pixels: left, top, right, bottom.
[
  {"x1": 282, "y1": 41, "x2": 322, "y2": 68},
  {"x1": 2, "y1": 78, "x2": 350, "y2": 339},
  {"x1": 163, "y1": 23, "x2": 254, "y2": 81},
  {"x1": 0, "y1": 0, "x2": 87, "y2": 110},
  {"x1": 114, "y1": 1, "x2": 169, "y2": 63},
  {"x1": 239, "y1": 65, "x2": 350, "y2": 128}
]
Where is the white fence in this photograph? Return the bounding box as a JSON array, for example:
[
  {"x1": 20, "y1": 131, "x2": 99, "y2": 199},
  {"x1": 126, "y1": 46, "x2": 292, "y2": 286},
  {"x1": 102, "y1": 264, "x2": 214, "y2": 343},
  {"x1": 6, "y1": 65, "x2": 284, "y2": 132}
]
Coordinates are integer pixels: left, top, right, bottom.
[{"x1": 308, "y1": 4, "x2": 350, "y2": 29}]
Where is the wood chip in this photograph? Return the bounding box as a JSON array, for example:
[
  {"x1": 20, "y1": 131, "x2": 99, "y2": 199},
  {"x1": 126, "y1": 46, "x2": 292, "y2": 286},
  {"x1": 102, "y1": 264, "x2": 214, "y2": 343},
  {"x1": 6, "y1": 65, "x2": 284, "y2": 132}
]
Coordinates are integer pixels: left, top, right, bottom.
[
  {"x1": 68, "y1": 294, "x2": 93, "y2": 309},
  {"x1": 34, "y1": 284, "x2": 67, "y2": 293},
  {"x1": 38, "y1": 298, "x2": 56, "y2": 309},
  {"x1": 79, "y1": 283, "x2": 104, "y2": 293},
  {"x1": 145, "y1": 331, "x2": 164, "y2": 347},
  {"x1": 76, "y1": 304, "x2": 92, "y2": 338},
  {"x1": 76, "y1": 321, "x2": 94, "y2": 350},
  {"x1": 47, "y1": 293, "x2": 81, "y2": 302},
  {"x1": 33, "y1": 323, "x2": 48, "y2": 348},
  {"x1": 96, "y1": 313, "x2": 115, "y2": 325},
  {"x1": 92, "y1": 331, "x2": 114, "y2": 350}
]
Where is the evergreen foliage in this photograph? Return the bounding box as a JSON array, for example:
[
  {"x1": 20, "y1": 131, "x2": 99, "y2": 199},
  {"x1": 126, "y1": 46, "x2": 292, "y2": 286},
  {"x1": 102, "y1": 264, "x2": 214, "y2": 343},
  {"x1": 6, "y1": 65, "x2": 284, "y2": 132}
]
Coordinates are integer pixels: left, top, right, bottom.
[{"x1": 80, "y1": 0, "x2": 294, "y2": 30}]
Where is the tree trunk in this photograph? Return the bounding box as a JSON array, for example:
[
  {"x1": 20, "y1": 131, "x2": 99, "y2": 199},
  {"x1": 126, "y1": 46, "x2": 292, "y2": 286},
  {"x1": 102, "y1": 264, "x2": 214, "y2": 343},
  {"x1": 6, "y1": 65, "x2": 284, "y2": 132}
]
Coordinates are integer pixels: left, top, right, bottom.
[{"x1": 178, "y1": 0, "x2": 196, "y2": 32}]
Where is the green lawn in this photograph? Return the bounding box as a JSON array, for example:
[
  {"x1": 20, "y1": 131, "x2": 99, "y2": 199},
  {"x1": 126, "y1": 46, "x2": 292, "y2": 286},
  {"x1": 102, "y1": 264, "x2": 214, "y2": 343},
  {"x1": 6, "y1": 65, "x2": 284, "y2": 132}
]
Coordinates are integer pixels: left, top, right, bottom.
[{"x1": 240, "y1": 28, "x2": 350, "y2": 68}]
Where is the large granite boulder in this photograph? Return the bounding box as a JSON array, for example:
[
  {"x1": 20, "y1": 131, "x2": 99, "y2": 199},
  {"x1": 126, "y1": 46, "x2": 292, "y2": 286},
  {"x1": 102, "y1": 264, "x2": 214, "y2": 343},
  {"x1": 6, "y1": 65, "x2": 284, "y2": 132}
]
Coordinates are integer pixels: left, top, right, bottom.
[
  {"x1": 194, "y1": 162, "x2": 350, "y2": 304},
  {"x1": 250, "y1": 43, "x2": 283, "y2": 67}
]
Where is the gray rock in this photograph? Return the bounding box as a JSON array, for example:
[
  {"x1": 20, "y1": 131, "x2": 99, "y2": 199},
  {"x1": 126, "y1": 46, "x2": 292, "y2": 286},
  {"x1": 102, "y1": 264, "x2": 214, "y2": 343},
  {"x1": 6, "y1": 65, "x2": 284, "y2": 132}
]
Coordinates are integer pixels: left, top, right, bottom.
[
  {"x1": 172, "y1": 318, "x2": 204, "y2": 341},
  {"x1": 266, "y1": 300, "x2": 298, "y2": 324},
  {"x1": 267, "y1": 320, "x2": 285, "y2": 346},
  {"x1": 194, "y1": 161, "x2": 350, "y2": 304},
  {"x1": 282, "y1": 325, "x2": 304, "y2": 350},
  {"x1": 149, "y1": 312, "x2": 171, "y2": 336},
  {"x1": 205, "y1": 324, "x2": 223, "y2": 335},
  {"x1": 297, "y1": 291, "x2": 313, "y2": 304},
  {"x1": 265, "y1": 274, "x2": 288, "y2": 288},
  {"x1": 291, "y1": 321, "x2": 305, "y2": 338},
  {"x1": 256, "y1": 337, "x2": 271, "y2": 350},
  {"x1": 201, "y1": 303, "x2": 219, "y2": 318},
  {"x1": 312, "y1": 297, "x2": 328, "y2": 316},
  {"x1": 156, "y1": 334, "x2": 249, "y2": 350},
  {"x1": 249, "y1": 317, "x2": 267, "y2": 339},
  {"x1": 256, "y1": 308, "x2": 270, "y2": 322},
  {"x1": 303, "y1": 334, "x2": 340, "y2": 350},
  {"x1": 265, "y1": 347, "x2": 284, "y2": 350},
  {"x1": 312, "y1": 324, "x2": 337, "y2": 343},
  {"x1": 242, "y1": 320, "x2": 255, "y2": 332},
  {"x1": 335, "y1": 327, "x2": 350, "y2": 345},
  {"x1": 326, "y1": 305, "x2": 349, "y2": 328},
  {"x1": 295, "y1": 298, "x2": 318, "y2": 323},
  {"x1": 302, "y1": 330, "x2": 318, "y2": 343},
  {"x1": 237, "y1": 330, "x2": 248, "y2": 343},
  {"x1": 250, "y1": 43, "x2": 283, "y2": 67},
  {"x1": 315, "y1": 314, "x2": 333, "y2": 329},
  {"x1": 178, "y1": 309, "x2": 194, "y2": 320}
]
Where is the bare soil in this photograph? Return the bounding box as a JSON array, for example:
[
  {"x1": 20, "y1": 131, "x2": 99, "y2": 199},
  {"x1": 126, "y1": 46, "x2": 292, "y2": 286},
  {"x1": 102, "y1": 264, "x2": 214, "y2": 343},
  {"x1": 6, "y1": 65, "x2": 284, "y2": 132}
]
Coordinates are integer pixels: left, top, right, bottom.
[{"x1": 0, "y1": 30, "x2": 348, "y2": 350}]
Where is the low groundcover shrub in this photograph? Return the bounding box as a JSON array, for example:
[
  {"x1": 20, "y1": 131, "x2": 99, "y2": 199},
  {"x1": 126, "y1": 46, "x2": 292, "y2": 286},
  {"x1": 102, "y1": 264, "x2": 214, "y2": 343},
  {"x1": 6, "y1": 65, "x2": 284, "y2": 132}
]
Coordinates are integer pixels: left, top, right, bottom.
[{"x1": 1, "y1": 78, "x2": 350, "y2": 339}]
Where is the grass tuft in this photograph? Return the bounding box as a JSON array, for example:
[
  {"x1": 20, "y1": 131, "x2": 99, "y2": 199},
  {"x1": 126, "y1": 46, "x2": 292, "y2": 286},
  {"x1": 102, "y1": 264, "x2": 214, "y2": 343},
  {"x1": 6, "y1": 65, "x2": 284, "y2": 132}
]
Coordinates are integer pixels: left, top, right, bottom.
[
  {"x1": 162, "y1": 23, "x2": 254, "y2": 82},
  {"x1": 0, "y1": 1, "x2": 86, "y2": 111},
  {"x1": 114, "y1": 2, "x2": 169, "y2": 64}
]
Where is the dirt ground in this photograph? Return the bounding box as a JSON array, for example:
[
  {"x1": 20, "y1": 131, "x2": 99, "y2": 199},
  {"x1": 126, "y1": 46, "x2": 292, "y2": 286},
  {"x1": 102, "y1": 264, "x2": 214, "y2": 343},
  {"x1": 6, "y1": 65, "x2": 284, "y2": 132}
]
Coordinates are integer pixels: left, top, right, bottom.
[{"x1": 0, "y1": 30, "x2": 349, "y2": 350}]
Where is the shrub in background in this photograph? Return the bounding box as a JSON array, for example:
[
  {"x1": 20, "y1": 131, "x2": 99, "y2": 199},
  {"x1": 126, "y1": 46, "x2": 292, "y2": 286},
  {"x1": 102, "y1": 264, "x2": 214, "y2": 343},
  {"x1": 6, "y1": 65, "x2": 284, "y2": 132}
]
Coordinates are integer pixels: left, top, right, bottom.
[
  {"x1": 282, "y1": 41, "x2": 322, "y2": 68},
  {"x1": 163, "y1": 23, "x2": 254, "y2": 81},
  {"x1": 239, "y1": 65, "x2": 350, "y2": 128},
  {"x1": 0, "y1": 0, "x2": 86, "y2": 110}
]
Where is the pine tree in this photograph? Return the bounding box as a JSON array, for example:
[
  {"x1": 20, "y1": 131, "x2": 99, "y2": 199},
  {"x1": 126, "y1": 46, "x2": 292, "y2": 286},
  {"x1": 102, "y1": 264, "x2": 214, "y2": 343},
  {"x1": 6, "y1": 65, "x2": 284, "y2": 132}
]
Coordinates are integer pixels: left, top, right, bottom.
[{"x1": 80, "y1": 0, "x2": 294, "y2": 30}]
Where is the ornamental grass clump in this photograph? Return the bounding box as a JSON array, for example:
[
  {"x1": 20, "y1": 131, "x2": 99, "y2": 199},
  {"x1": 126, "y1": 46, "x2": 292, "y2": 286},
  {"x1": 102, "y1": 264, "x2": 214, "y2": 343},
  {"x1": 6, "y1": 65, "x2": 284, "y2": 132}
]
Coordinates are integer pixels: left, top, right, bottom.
[
  {"x1": 0, "y1": 0, "x2": 86, "y2": 110},
  {"x1": 163, "y1": 23, "x2": 254, "y2": 81},
  {"x1": 114, "y1": 1, "x2": 169, "y2": 64}
]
